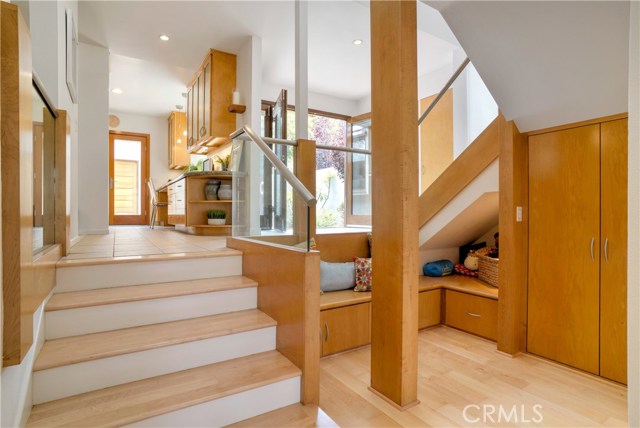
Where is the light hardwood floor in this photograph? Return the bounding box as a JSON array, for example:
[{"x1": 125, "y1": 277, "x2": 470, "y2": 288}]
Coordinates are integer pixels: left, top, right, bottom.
[{"x1": 317, "y1": 326, "x2": 627, "y2": 428}]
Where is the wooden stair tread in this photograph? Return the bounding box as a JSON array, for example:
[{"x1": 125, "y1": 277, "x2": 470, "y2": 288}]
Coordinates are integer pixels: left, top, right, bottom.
[
  {"x1": 56, "y1": 247, "x2": 242, "y2": 268},
  {"x1": 27, "y1": 350, "x2": 301, "y2": 428},
  {"x1": 34, "y1": 309, "x2": 275, "y2": 371},
  {"x1": 46, "y1": 275, "x2": 257, "y2": 311}
]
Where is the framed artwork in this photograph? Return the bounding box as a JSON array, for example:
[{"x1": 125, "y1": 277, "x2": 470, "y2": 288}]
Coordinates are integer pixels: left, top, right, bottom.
[{"x1": 65, "y1": 9, "x2": 78, "y2": 104}]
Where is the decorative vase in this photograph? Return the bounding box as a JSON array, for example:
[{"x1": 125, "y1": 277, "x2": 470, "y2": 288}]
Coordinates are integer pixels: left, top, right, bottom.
[
  {"x1": 208, "y1": 218, "x2": 226, "y2": 225},
  {"x1": 217, "y1": 183, "x2": 232, "y2": 200},
  {"x1": 205, "y1": 180, "x2": 221, "y2": 200}
]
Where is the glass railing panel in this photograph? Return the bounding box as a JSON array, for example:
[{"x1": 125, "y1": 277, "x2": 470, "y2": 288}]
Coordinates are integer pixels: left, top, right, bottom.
[
  {"x1": 231, "y1": 137, "x2": 311, "y2": 251},
  {"x1": 418, "y1": 60, "x2": 498, "y2": 193}
]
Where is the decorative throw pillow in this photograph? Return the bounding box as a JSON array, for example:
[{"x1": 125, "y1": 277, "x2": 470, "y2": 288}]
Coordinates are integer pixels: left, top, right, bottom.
[
  {"x1": 353, "y1": 257, "x2": 372, "y2": 292},
  {"x1": 367, "y1": 232, "x2": 373, "y2": 257},
  {"x1": 320, "y1": 261, "x2": 356, "y2": 292}
]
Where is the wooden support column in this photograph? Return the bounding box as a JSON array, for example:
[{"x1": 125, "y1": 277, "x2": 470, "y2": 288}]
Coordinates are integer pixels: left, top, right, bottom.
[
  {"x1": 55, "y1": 110, "x2": 71, "y2": 256},
  {"x1": 497, "y1": 115, "x2": 527, "y2": 354},
  {"x1": 1, "y1": 2, "x2": 33, "y2": 366},
  {"x1": 295, "y1": 138, "x2": 316, "y2": 240},
  {"x1": 370, "y1": 0, "x2": 419, "y2": 408}
]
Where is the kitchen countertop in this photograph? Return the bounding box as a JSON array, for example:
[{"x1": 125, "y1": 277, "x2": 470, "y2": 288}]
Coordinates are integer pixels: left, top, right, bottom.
[{"x1": 157, "y1": 171, "x2": 233, "y2": 192}]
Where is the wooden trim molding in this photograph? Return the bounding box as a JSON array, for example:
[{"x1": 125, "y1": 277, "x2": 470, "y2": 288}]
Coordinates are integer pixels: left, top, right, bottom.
[
  {"x1": 419, "y1": 115, "x2": 501, "y2": 227},
  {"x1": 226, "y1": 237, "x2": 320, "y2": 405},
  {"x1": 497, "y1": 115, "x2": 528, "y2": 354},
  {"x1": 524, "y1": 112, "x2": 628, "y2": 137}
]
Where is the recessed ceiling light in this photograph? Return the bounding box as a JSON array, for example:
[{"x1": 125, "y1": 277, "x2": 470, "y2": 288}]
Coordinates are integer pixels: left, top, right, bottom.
[
  {"x1": 160, "y1": 34, "x2": 170, "y2": 41},
  {"x1": 353, "y1": 39, "x2": 363, "y2": 45},
  {"x1": 111, "y1": 88, "x2": 122, "y2": 94}
]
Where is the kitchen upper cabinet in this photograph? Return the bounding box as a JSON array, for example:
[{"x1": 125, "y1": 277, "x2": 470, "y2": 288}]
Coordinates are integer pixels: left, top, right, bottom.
[
  {"x1": 186, "y1": 49, "x2": 236, "y2": 152},
  {"x1": 168, "y1": 111, "x2": 189, "y2": 169}
]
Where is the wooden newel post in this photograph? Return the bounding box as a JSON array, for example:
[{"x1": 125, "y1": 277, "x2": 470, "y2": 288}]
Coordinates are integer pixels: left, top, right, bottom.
[
  {"x1": 370, "y1": 0, "x2": 420, "y2": 408},
  {"x1": 295, "y1": 139, "x2": 316, "y2": 241}
]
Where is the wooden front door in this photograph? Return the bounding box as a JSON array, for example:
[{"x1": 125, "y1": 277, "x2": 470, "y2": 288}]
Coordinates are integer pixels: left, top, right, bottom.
[{"x1": 109, "y1": 132, "x2": 150, "y2": 225}]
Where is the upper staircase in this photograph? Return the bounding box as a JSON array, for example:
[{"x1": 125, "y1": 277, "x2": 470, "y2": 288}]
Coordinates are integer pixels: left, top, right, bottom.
[{"x1": 26, "y1": 251, "x2": 302, "y2": 427}]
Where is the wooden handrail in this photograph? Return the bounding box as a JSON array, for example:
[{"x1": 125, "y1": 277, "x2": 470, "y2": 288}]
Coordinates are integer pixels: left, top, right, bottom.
[{"x1": 419, "y1": 115, "x2": 502, "y2": 227}]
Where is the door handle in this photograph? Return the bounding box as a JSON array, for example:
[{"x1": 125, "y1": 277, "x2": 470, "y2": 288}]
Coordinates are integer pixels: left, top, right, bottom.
[
  {"x1": 109, "y1": 177, "x2": 114, "y2": 189},
  {"x1": 604, "y1": 238, "x2": 609, "y2": 262},
  {"x1": 465, "y1": 312, "x2": 481, "y2": 318},
  {"x1": 324, "y1": 322, "x2": 329, "y2": 342},
  {"x1": 200, "y1": 127, "x2": 206, "y2": 137},
  {"x1": 590, "y1": 237, "x2": 595, "y2": 261}
]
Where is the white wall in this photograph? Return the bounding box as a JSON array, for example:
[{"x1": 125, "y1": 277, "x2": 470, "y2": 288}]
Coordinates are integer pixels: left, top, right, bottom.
[
  {"x1": 78, "y1": 42, "x2": 109, "y2": 234},
  {"x1": 262, "y1": 81, "x2": 358, "y2": 117},
  {"x1": 109, "y1": 111, "x2": 179, "y2": 188},
  {"x1": 627, "y1": 2, "x2": 639, "y2": 425}
]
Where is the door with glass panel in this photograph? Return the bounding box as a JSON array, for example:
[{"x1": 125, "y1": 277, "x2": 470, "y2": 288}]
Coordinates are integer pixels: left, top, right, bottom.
[
  {"x1": 109, "y1": 132, "x2": 150, "y2": 225},
  {"x1": 346, "y1": 116, "x2": 372, "y2": 225}
]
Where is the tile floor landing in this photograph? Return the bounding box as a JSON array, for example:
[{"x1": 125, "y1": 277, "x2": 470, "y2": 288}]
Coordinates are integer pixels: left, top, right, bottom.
[{"x1": 64, "y1": 226, "x2": 228, "y2": 260}]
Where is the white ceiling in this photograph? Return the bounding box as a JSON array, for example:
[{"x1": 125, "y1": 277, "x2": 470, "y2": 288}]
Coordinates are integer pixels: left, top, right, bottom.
[
  {"x1": 427, "y1": 1, "x2": 630, "y2": 132},
  {"x1": 79, "y1": 1, "x2": 461, "y2": 117}
]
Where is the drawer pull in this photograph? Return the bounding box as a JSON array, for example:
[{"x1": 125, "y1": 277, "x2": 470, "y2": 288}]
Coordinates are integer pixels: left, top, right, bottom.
[
  {"x1": 465, "y1": 311, "x2": 481, "y2": 318},
  {"x1": 324, "y1": 322, "x2": 329, "y2": 342}
]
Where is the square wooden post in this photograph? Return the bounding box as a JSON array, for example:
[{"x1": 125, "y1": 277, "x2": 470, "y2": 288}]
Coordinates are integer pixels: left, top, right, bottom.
[
  {"x1": 370, "y1": 0, "x2": 419, "y2": 408},
  {"x1": 295, "y1": 138, "x2": 316, "y2": 241}
]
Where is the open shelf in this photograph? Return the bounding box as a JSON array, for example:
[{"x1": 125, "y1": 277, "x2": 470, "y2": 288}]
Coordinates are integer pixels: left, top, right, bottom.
[{"x1": 228, "y1": 104, "x2": 247, "y2": 114}]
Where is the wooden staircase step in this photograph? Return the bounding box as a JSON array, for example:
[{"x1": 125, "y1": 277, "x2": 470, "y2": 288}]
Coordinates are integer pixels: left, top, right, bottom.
[
  {"x1": 46, "y1": 276, "x2": 257, "y2": 311},
  {"x1": 34, "y1": 309, "x2": 275, "y2": 371},
  {"x1": 27, "y1": 350, "x2": 301, "y2": 428}
]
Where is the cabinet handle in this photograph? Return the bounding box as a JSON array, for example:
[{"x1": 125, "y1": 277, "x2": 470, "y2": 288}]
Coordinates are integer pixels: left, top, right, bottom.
[
  {"x1": 200, "y1": 127, "x2": 206, "y2": 137},
  {"x1": 590, "y1": 237, "x2": 595, "y2": 261},
  {"x1": 324, "y1": 322, "x2": 329, "y2": 342},
  {"x1": 465, "y1": 311, "x2": 481, "y2": 318},
  {"x1": 604, "y1": 238, "x2": 609, "y2": 262}
]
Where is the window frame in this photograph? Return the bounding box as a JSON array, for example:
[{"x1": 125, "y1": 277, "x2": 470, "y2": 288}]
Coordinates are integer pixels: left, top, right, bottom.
[{"x1": 346, "y1": 112, "x2": 372, "y2": 226}]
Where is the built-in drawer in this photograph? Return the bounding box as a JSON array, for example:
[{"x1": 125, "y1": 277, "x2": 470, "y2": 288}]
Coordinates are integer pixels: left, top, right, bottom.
[{"x1": 445, "y1": 290, "x2": 497, "y2": 341}]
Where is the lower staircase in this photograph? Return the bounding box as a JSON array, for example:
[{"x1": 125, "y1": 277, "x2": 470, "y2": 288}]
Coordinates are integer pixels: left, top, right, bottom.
[{"x1": 26, "y1": 251, "x2": 301, "y2": 427}]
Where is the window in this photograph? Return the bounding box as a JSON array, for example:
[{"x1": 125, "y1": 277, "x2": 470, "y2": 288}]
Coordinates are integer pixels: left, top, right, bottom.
[{"x1": 262, "y1": 99, "x2": 371, "y2": 229}]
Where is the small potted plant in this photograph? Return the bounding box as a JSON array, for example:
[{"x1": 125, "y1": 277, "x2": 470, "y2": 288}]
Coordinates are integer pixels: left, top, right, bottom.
[
  {"x1": 207, "y1": 209, "x2": 226, "y2": 225},
  {"x1": 214, "y1": 154, "x2": 231, "y2": 171}
]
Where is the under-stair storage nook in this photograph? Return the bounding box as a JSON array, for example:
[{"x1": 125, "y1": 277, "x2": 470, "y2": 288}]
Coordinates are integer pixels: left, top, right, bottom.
[{"x1": 527, "y1": 117, "x2": 627, "y2": 384}]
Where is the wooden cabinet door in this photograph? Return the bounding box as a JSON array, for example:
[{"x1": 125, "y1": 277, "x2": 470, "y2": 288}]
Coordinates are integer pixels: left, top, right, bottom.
[
  {"x1": 600, "y1": 118, "x2": 628, "y2": 384},
  {"x1": 168, "y1": 113, "x2": 175, "y2": 167},
  {"x1": 197, "y1": 72, "x2": 205, "y2": 143},
  {"x1": 186, "y1": 87, "x2": 193, "y2": 149},
  {"x1": 202, "y1": 58, "x2": 211, "y2": 141},
  {"x1": 527, "y1": 124, "x2": 601, "y2": 375},
  {"x1": 418, "y1": 290, "x2": 441, "y2": 329},
  {"x1": 321, "y1": 303, "x2": 370, "y2": 356}
]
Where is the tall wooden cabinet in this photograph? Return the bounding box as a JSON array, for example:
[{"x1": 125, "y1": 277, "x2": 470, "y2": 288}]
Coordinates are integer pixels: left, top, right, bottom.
[
  {"x1": 186, "y1": 50, "x2": 236, "y2": 154},
  {"x1": 168, "y1": 111, "x2": 189, "y2": 169},
  {"x1": 527, "y1": 118, "x2": 627, "y2": 384}
]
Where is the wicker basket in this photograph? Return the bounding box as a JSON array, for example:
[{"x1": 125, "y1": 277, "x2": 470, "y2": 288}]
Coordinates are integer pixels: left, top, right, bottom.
[{"x1": 476, "y1": 247, "x2": 499, "y2": 287}]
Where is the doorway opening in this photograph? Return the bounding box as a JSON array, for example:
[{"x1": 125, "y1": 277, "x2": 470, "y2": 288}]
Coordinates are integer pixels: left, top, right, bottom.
[{"x1": 109, "y1": 131, "x2": 150, "y2": 225}]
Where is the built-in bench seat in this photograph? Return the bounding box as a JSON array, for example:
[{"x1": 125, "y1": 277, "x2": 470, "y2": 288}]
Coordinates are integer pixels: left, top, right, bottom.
[
  {"x1": 319, "y1": 275, "x2": 498, "y2": 357},
  {"x1": 315, "y1": 231, "x2": 499, "y2": 357}
]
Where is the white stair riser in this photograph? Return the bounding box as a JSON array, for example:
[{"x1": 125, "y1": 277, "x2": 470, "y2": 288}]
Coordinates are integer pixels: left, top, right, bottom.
[
  {"x1": 55, "y1": 256, "x2": 242, "y2": 292},
  {"x1": 128, "y1": 376, "x2": 301, "y2": 428},
  {"x1": 45, "y1": 288, "x2": 257, "y2": 339},
  {"x1": 33, "y1": 327, "x2": 276, "y2": 404}
]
